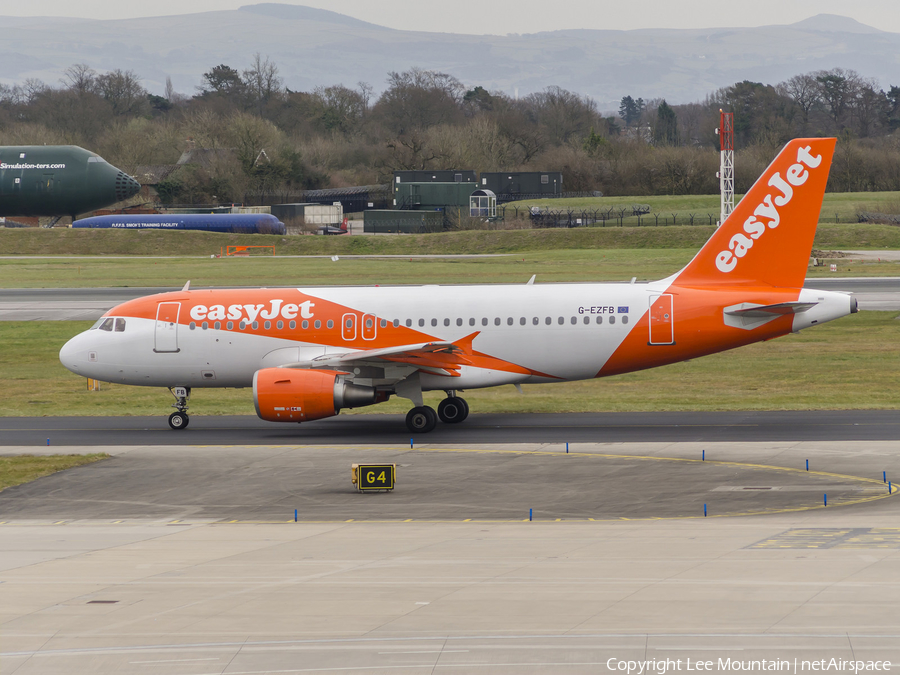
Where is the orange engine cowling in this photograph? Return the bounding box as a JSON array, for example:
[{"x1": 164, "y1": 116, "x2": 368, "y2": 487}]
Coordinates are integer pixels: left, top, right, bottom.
[{"x1": 253, "y1": 368, "x2": 380, "y2": 423}]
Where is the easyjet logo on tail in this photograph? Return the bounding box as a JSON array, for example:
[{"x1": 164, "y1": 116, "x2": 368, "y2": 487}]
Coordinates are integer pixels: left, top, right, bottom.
[{"x1": 715, "y1": 146, "x2": 823, "y2": 274}]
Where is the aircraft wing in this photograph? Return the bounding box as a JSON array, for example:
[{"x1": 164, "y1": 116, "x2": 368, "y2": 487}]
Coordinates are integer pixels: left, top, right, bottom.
[{"x1": 281, "y1": 333, "x2": 480, "y2": 377}]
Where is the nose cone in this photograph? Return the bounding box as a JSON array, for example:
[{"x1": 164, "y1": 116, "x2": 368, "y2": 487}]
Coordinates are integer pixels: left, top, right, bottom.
[
  {"x1": 114, "y1": 170, "x2": 141, "y2": 202},
  {"x1": 59, "y1": 332, "x2": 87, "y2": 374}
]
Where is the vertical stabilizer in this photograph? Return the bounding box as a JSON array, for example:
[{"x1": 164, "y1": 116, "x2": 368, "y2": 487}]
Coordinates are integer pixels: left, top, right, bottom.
[{"x1": 676, "y1": 138, "x2": 836, "y2": 288}]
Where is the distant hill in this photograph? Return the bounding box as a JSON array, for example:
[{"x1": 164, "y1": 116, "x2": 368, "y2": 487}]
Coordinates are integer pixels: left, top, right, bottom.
[{"x1": 0, "y1": 5, "x2": 897, "y2": 110}]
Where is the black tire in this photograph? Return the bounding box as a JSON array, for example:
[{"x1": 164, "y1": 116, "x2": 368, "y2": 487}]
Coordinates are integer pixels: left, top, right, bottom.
[
  {"x1": 168, "y1": 411, "x2": 189, "y2": 430},
  {"x1": 406, "y1": 406, "x2": 437, "y2": 433},
  {"x1": 438, "y1": 397, "x2": 469, "y2": 424}
]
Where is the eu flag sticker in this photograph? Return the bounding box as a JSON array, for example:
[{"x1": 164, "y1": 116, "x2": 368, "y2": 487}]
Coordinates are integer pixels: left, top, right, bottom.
[{"x1": 617, "y1": 306, "x2": 629, "y2": 313}]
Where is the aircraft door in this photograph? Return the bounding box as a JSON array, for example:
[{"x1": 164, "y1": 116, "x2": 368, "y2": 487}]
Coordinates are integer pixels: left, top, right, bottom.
[
  {"x1": 649, "y1": 294, "x2": 674, "y2": 345},
  {"x1": 155, "y1": 302, "x2": 181, "y2": 353},
  {"x1": 341, "y1": 313, "x2": 357, "y2": 341},
  {"x1": 361, "y1": 313, "x2": 377, "y2": 340}
]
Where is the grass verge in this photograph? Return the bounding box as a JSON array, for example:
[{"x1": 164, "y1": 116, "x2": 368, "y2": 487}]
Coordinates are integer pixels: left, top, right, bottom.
[
  {"x1": 5, "y1": 313, "x2": 899, "y2": 417},
  {"x1": 4, "y1": 220, "x2": 900, "y2": 259},
  {"x1": 0, "y1": 454, "x2": 108, "y2": 493},
  {"x1": 2, "y1": 245, "x2": 900, "y2": 289}
]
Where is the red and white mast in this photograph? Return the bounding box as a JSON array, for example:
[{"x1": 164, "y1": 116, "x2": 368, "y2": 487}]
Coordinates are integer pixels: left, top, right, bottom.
[{"x1": 717, "y1": 109, "x2": 734, "y2": 226}]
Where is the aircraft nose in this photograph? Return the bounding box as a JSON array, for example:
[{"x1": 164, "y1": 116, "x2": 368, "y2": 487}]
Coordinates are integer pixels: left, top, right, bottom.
[
  {"x1": 115, "y1": 171, "x2": 141, "y2": 202},
  {"x1": 59, "y1": 333, "x2": 86, "y2": 374}
]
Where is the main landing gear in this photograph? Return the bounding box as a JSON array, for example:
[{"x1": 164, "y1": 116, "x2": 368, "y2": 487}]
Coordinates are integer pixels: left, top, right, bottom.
[
  {"x1": 168, "y1": 386, "x2": 191, "y2": 430},
  {"x1": 405, "y1": 392, "x2": 469, "y2": 433}
]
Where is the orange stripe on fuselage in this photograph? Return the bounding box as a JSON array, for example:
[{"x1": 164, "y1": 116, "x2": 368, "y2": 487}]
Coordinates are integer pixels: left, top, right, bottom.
[
  {"x1": 597, "y1": 285, "x2": 797, "y2": 377},
  {"x1": 106, "y1": 288, "x2": 549, "y2": 377}
]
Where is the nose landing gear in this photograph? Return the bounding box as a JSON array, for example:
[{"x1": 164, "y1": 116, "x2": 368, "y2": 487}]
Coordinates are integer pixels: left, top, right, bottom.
[{"x1": 168, "y1": 386, "x2": 191, "y2": 430}]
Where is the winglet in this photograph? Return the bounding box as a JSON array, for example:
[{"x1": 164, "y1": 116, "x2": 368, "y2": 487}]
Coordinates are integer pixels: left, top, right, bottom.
[
  {"x1": 181, "y1": 280, "x2": 191, "y2": 292},
  {"x1": 453, "y1": 331, "x2": 481, "y2": 353},
  {"x1": 527, "y1": 275, "x2": 536, "y2": 285},
  {"x1": 674, "y1": 138, "x2": 836, "y2": 289}
]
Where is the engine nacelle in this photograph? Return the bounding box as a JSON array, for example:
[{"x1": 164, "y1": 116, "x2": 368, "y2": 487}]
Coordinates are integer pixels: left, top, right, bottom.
[{"x1": 253, "y1": 368, "x2": 381, "y2": 423}]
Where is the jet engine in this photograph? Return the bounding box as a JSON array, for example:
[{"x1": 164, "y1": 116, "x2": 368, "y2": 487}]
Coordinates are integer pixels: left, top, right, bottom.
[{"x1": 252, "y1": 368, "x2": 382, "y2": 423}]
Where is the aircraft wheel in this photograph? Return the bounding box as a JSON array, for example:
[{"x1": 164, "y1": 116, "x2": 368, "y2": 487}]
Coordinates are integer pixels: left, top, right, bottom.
[
  {"x1": 438, "y1": 397, "x2": 469, "y2": 424},
  {"x1": 406, "y1": 406, "x2": 437, "y2": 433},
  {"x1": 168, "y1": 411, "x2": 190, "y2": 430}
]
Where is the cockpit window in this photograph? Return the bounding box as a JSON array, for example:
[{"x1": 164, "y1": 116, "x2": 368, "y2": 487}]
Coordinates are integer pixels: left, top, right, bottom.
[
  {"x1": 99, "y1": 318, "x2": 114, "y2": 332},
  {"x1": 90, "y1": 318, "x2": 105, "y2": 330},
  {"x1": 115, "y1": 318, "x2": 126, "y2": 332}
]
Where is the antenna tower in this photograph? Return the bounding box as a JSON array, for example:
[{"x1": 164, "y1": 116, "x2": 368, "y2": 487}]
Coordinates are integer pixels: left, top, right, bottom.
[{"x1": 718, "y1": 109, "x2": 734, "y2": 226}]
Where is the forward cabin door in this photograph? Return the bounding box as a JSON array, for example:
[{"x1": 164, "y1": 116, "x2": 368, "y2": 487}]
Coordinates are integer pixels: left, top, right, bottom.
[
  {"x1": 155, "y1": 302, "x2": 181, "y2": 353},
  {"x1": 649, "y1": 294, "x2": 675, "y2": 345}
]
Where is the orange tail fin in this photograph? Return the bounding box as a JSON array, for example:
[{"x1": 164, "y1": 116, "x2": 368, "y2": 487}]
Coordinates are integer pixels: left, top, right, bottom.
[{"x1": 675, "y1": 137, "x2": 836, "y2": 289}]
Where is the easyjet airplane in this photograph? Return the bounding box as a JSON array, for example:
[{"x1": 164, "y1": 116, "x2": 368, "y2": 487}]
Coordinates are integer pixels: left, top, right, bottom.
[{"x1": 60, "y1": 137, "x2": 855, "y2": 433}]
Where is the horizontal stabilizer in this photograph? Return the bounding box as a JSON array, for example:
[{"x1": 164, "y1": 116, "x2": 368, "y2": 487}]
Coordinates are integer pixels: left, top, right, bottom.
[
  {"x1": 723, "y1": 301, "x2": 817, "y2": 330},
  {"x1": 725, "y1": 301, "x2": 817, "y2": 318}
]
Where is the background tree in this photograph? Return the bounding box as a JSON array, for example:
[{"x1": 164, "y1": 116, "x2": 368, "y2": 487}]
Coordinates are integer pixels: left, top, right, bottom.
[{"x1": 654, "y1": 100, "x2": 678, "y2": 146}]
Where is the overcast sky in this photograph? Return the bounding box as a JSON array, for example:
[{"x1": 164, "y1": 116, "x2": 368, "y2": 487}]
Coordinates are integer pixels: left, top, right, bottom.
[{"x1": 0, "y1": 0, "x2": 897, "y2": 34}]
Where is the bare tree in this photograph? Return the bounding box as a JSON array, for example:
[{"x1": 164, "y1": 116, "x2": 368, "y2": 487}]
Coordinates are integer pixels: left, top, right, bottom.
[
  {"x1": 95, "y1": 70, "x2": 148, "y2": 116},
  {"x1": 62, "y1": 64, "x2": 97, "y2": 95},
  {"x1": 778, "y1": 73, "x2": 820, "y2": 131},
  {"x1": 242, "y1": 53, "x2": 283, "y2": 112}
]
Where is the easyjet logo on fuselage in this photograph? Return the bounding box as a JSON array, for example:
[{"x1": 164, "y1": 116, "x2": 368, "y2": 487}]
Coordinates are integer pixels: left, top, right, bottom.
[
  {"x1": 189, "y1": 299, "x2": 315, "y2": 323},
  {"x1": 715, "y1": 145, "x2": 823, "y2": 274}
]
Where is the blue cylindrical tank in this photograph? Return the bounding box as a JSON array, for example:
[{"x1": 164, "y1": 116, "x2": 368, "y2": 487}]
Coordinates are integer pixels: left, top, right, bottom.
[{"x1": 73, "y1": 213, "x2": 285, "y2": 235}]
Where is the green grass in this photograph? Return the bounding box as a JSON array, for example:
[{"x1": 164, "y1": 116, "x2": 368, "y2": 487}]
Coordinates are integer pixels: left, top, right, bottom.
[
  {"x1": 0, "y1": 454, "x2": 108, "y2": 493},
  {"x1": 508, "y1": 190, "x2": 900, "y2": 225},
  {"x1": 3, "y1": 239, "x2": 900, "y2": 289},
  {"x1": 5, "y1": 218, "x2": 900, "y2": 261},
  {"x1": 5, "y1": 313, "x2": 899, "y2": 418}
]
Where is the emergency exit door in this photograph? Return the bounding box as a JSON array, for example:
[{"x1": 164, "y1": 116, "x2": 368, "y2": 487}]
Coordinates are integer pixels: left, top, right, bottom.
[
  {"x1": 155, "y1": 302, "x2": 181, "y2": 353},
  {"x1": 649, "y1": 294, "x2": 674, "y2": 345}
]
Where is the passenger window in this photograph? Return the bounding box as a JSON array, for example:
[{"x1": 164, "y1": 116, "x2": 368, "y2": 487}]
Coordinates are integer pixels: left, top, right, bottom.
[
  {"x1": 456, "y1": 318, "x2": 463, "y2": 327},
  {"x1": 202, "y1": 321, "x2": 209, "y2": 330},
  {"x1": 507, "y1": 317, "x2": 513, "y2": 326},
  {"x1": 583, "y1": 316, "x2": 590, "y2": 325},
  {"x1": 622, "y1": 316, "x2": 629, "y2": 325},
  {"x1": 215, "y1": 321, "x2": 221, "y2": 330},
  {"x1": 570, "y1": 317, "x2": 577, "y2": 325},
  {"x1": 545, "y1": 317, "x2": 551, "y2": 325},
  {"x1": 251, "y1": 321, "x2": 259, "y2": 330},
  {"x1": 610, "y1": 316, "x2": 616, "y2": 324},
  {"x1": 520, "y1": 317, "x2": 526, "y2": 325},
  {"x1": 596, "y1": 316, "x2": 603, "y2": 324},
  {"x1": 444, "y1": 318, "x2": 450, "y2": 327},
  {"x1": 314, "y1": 320, "x2": 321, "y2": 329},
  {"x1": 533, "y1": 317, "x2": 539, "y2": 325},
  {"x1": 393, "y1": 319, "x2": 400, "y2": 327},
  {"x1": 482, "y1": 318, "x2": 488, "y2": 326},
  {"x1": 558, "y1": 317, "x2": 564, "y2": 325},
  {"x1": 227, "y1": 321, "x2": 234, "y2": 330},
  {"x1": 289, "y1": 320, "x2": 296, "y2": 329},
  {"x1": 431, "y1": 318, "x2": 438, "y2": 327},
  {"x1": 115, "y1": 318, "x2": 126, "y2": 332},
  {"x1": 99, "y1": 318, "x2": 114, "y2": 331},
  {"x1": 418, "y1": 319, "x2": 425, "y2": 327},
  {"x1": 189, "y1": 322, "x2": 197, "y2": 330},
  {"x1": 494, "y1": 317, "x2": 501, "y2": 326},
  {"x1": 302, "y1": 320, "x2": 309, "y2": 329},
  {"x1": 469, "y1": 318, "x2": 475, "y2": 326},
  {"x1": 277, "y1": 320, "x2": 284, "y2": 329}
]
